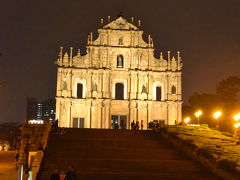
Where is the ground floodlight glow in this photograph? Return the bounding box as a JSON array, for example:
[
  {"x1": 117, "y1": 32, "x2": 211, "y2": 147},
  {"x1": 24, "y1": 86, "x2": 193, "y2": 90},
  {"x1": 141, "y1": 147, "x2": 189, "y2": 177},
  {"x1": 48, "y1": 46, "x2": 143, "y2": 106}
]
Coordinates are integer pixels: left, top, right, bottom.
[{"x1": 184, "y1": 117, "x2": 190, "y2": 123}]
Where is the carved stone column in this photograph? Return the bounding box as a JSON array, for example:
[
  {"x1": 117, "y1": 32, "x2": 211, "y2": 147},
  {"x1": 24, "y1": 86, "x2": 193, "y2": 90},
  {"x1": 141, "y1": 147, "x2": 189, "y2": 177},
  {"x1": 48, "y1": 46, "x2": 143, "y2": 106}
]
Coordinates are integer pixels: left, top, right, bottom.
[
  {"x1": 103, "y1": 100, "x2": 110, "y2": 129},
  {"x1": 129, "y1": 101, "x2": 137, "y2": 128},
  {"x1": 147, "y1": 101, "x2": 152, "y2": 125},
  {"x1": 86, "y1": 100, "x2": 92, "y2": 128},
  {"x1": 87, "y1": 70, "x2": 93, "y2": 98},
  {"x1": 177, "y1": 72, "x2": 182, "y2": 101},
  {"x1": 55, "y1": 98, "x2": 61, "y2": 124},
  {"x1": 56, "y1": 68, "x2": 62, "y2": 97},
  {"x1": 97, "y1": 100, "x2": 103, "y2": 128}
]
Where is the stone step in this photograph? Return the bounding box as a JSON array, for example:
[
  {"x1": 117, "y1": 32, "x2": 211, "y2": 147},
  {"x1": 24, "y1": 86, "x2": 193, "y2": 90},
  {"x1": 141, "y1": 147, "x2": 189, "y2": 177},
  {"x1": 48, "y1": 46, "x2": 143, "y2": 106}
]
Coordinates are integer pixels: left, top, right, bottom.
[{"x1": 38, "y1": 128, "x2": 219, "y2": 180}]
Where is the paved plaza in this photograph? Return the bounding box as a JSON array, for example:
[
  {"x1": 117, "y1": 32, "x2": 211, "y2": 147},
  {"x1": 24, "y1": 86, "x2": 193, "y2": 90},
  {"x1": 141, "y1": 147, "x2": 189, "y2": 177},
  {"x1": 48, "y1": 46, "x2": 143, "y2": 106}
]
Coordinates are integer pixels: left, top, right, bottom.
[{"x1": 0, "y1": 151, "x2": 18, "y2": 180}]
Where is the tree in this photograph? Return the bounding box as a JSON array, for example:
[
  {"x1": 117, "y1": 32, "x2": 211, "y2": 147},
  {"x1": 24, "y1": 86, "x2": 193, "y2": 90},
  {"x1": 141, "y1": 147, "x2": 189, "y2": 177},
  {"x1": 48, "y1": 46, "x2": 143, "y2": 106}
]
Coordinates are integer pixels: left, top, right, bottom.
[
  {"x1": 216, "y1": 76, "x2": 240, "y2": 101},
  {"x1": 186, "y1": 93, "x2": 224, "y2": 126}
]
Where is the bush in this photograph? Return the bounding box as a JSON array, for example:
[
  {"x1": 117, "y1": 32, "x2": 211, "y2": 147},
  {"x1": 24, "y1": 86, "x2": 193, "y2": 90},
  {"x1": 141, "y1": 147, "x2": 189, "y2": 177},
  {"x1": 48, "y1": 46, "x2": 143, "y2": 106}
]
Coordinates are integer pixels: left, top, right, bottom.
[
  {"x1": 221, "y1": 131, "x2": 233, "y2": 137},
  {"x1": 198, "y1": 147, "x2": 213, "y2": 158},
  {"x1": 169, "y1": 132, "x2": 182, "y2": 141},
  {"x1": 217, "y1": 159, "x2": 237, "y2": 172},
  {"x1": 182, "y1": 139, "x2": 197, "y2": 150}
]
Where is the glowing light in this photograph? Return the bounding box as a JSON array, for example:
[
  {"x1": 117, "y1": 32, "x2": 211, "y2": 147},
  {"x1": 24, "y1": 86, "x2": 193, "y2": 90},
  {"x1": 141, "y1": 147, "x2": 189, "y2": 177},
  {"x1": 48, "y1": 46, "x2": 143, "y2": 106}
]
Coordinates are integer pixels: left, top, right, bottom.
[
  {"x1": 233, "y1": 113, "x2": 240, "y2": 121},
  {"x1": 195, "y1": 110, "x2": 202, "y2": 117},
  {"x1": 234, "y1": 123, "x2": 240, "y2": 128},
  {"x1": 213, "y1": 111, "x2": 222, "y2": 119},
  {"x1": 195, "y1": 110, "x2": 202, "y2": 125},
  {"x1": 184, "y1": 117, "x2": 190, "y2": 124},
  {"x1": 28, "y1": 120, "x2": 44, "y2": 124}
]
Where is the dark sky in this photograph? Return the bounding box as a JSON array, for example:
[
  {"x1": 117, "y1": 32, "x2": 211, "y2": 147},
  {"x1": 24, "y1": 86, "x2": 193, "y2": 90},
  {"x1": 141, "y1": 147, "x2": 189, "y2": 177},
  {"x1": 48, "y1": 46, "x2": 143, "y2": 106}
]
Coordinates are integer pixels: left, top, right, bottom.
[{"x1": 1, "y1": 0, "x2": 240, "y2": 123}]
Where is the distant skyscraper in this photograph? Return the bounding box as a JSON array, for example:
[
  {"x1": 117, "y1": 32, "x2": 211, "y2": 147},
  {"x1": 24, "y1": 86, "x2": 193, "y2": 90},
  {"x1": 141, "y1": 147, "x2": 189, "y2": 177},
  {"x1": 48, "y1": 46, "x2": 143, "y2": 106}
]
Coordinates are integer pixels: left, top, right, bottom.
[
  {"x1": 26, "y1": 97, "x2": 38, "y2": 121},
  {"x1": 26, "y1": 97, "x2": 55, "y2": 121}
]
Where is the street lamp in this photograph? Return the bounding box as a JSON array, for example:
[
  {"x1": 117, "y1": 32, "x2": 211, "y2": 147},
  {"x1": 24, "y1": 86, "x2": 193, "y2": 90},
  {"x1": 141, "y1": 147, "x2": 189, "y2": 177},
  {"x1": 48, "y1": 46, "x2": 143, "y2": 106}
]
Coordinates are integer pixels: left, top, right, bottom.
[
  {"x1": 213, "y1": 111, "x2": 222, "y2": 128},
  {"x1": 213, "y1": 111, "x2": 222, "y2": 119},
  {"x1": 234, "y1": 123, "x2": 240, "y2": 129},
  {"x1": 233, "y1": 113, "x2": 240, "y2": 121},
  {"x1": 195, "y1": 110, "x2": 202, "y2": 125},
  {"x1": 184, "y1": 117, "x2": 190, "y2": 124},
  {"x1": 233, "y1": 113, "x2": 240, "y2": 144}
]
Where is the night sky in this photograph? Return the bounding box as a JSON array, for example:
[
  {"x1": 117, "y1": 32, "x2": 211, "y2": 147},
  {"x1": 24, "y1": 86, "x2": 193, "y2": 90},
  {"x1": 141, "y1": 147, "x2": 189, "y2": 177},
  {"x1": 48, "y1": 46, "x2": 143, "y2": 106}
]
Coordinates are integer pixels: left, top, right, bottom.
[{"x1": 1, "y1": 0, "x2": 240, "y2": 123}]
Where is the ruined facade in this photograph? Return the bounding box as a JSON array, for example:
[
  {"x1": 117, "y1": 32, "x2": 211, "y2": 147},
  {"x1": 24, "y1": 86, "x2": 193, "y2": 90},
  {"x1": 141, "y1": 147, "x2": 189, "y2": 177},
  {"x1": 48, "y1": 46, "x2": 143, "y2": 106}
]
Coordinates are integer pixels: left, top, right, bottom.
[{"x1": 55, "y1": 16, "x2": 183, "y2": 129}]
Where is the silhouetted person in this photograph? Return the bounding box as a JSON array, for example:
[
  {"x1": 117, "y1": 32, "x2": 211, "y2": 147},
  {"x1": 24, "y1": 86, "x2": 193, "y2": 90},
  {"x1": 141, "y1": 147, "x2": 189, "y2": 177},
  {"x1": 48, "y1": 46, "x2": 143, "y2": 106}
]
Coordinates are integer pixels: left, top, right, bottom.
[
  {"x1": 141, "y1": 120, "x2": 143, "y2": 130},
  {"x1": 148, "y1": 121, "x2": 153, "y2": 129},
  {"x1": 16, "y1": 151, "x2": 19, "y2": 162},
  {"x1": 131, "y1": 120, "x2": 135, "y2": 130},
  {"x1": 115, "y1": 123, "x2": 119, "y2": 129},
  {"x1": 65, "y1": 165, "x2": 76, "y2": 180},
  {"x1": 50, "y1": 169, "x2": 60, "y2": 180},
  {"x1": 136, "y1": 121, "x2": 140, "y2": 131},
  {"x1": 55, "y1": 119, "x2": 59, "y2": 129}
]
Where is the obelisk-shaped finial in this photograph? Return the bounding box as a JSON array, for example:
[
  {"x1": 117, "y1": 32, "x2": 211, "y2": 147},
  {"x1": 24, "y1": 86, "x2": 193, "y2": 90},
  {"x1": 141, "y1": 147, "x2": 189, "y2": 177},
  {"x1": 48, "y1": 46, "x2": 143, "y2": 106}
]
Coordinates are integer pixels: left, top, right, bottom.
[
  {"x1": 60, "y1": 46, "x2": 63, "y2": 66},
  {"x1": 168, "y1": 51, "x2": 171, "y2": 70},
  {"x1": 160, "y1": 52, "x2": 163, "y2": 60},
  {"x1": 131, "y1": 17, "x2": 134, "y2": 23},
  {"x1": 90, "y1": 32, "x2": 93, "y2": 44},
  {"x1": 70, "y1": 47, "x2": 73, "y2": 66}
]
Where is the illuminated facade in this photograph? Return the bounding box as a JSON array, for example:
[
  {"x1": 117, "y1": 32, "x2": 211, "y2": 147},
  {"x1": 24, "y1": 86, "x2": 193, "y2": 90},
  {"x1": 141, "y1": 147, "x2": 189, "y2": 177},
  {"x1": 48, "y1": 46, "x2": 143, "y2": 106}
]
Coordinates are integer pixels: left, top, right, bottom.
[{"x1": 55, "y1": 16, "x2": 183, "y2": 129}]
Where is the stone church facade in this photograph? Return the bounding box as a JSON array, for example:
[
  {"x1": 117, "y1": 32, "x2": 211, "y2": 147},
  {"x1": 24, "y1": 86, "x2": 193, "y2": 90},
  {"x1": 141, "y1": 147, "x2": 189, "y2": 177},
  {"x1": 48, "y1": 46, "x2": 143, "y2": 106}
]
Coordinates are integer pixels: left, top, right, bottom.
[{"x1": 55, "y1": 16, "x2": 183, "y2": 129}]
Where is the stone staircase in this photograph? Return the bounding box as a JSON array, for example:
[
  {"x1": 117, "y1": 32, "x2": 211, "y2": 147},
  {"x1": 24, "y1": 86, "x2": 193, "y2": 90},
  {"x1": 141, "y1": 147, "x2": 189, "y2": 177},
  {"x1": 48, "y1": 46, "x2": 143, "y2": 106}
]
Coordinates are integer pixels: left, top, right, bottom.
[{"x1": 38, "y1": 129, "x2": 219, "y2": 180}]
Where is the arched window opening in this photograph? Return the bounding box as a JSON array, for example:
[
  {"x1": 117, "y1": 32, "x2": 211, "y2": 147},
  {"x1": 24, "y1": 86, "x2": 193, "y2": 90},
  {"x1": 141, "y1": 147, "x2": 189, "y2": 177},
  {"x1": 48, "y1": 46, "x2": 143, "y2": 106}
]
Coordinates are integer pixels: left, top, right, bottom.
[
  {"x1": 171, "y1": 85, "x2": 176, "y2": 94},
  {"x1": 117, "y1": 55, "x2": 124, "y2": 68},
  {"x1": 156, "y1": 86, "x2": 162, "y2": 101},
  {"x1": 115, "y1": 83, "x2": 124, "y2": 100},
  {"x1": 77, "y1": 83, "x2": 83, "y2": 99}
]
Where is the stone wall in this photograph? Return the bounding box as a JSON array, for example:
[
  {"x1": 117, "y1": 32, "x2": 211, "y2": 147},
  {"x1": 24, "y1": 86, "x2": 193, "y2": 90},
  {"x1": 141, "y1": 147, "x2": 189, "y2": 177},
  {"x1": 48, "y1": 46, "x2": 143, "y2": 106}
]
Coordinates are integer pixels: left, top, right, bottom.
[{"x1": 17, "y1": 121, "x2": 51, "y2": 179}]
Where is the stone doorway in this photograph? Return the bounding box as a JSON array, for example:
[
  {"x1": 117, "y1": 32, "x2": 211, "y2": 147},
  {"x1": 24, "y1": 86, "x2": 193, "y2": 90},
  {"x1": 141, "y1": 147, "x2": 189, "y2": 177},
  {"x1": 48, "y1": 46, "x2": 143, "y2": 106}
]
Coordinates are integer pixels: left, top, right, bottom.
[
  {"x1": 73, "y1": 118, "x2": 84, "y2": 128},
  {"x1": 111, "y1": 115, "x2": 127, "y2": 129}
]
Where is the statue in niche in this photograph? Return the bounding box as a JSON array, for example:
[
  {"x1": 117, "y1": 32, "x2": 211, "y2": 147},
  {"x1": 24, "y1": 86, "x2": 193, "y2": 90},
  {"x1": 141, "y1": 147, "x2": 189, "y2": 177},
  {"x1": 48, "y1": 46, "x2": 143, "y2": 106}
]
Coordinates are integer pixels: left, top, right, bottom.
[
  {"x1": 171, "y1": 85, "x2": 176, "y2": 94},
  {"x1": 142, "y1": 84, "x2": 147, "y2": 93},
  {"x1": 92, "y1": 82, "x2": 97, "y2": 91},
  {"x1": 117, "y1": 55, "x2": 123, "y2": 67},
  {"x1": 118, "y1": 37, "x2": 123, "y2": 45},
  {"x1": 62, "y1": 81, "x2": 67, "y2": 90}
]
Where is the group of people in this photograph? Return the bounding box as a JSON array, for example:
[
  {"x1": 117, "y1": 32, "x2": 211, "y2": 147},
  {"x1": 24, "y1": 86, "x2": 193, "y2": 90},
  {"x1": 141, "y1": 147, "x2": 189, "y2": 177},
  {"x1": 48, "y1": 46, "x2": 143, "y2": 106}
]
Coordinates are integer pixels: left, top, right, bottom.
[
  {"x1": 131, "y1": 120, "x2": 144, "y2": 131},
  {"x1": 50, "y1": 165, "x2": 76, "y2": 180},
  {"x1": 148, "y1": 121, "x2": 164, "y2": 130}
]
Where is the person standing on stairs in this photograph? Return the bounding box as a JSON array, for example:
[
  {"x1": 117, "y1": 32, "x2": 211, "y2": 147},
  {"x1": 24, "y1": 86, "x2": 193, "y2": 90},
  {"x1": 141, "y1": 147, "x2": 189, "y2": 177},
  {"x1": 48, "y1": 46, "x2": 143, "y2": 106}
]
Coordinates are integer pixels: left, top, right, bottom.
[
  {"x1": 136, "y1": 120, "x2": 140, "y2": 131},
  {"x1": 131, "y1": 120, "x2": 135, "y2": 130},
  {"x1": 50, "y1": 169, "x2": 60, "y2": 180},
  {"x1": 65, "y1": 165, "x2": 76, "y2": 180},
  {"x1": 141, "y1": 120, "x2": 143, "y2": 130},
  {"x1": 59, "y1": 170, "x2": 66, "y2": 180}
]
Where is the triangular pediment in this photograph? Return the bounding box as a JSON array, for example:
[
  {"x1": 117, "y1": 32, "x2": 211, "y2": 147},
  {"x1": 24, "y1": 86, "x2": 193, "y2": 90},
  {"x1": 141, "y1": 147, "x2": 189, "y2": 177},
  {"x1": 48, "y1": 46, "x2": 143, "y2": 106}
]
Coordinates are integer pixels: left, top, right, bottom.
[{"x1": 103, "y1": 16, "x2": 139, "y2": 30}]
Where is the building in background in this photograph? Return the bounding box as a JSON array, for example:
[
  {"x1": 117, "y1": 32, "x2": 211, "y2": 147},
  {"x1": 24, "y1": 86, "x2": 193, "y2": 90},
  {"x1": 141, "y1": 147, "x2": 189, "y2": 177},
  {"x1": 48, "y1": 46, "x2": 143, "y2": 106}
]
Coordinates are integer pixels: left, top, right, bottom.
[
  {"x1": 55, "y1": 15, "x2": 183, "y2": 129},
  {"x1": 26, "y1": 97, "x2": 56, "y2": 123}
]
